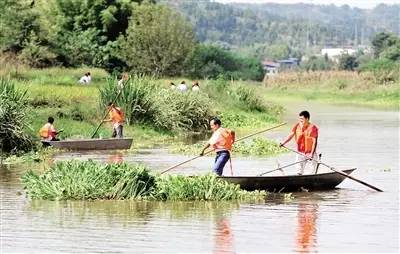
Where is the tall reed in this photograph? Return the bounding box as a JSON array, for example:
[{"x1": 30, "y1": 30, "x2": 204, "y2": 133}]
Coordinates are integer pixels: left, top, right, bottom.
[
  {"x1": 99, "y1": 74, "x2": 213, "y2": 132},
  {"x1": 0, "y1": 78, "x2": 33, "y2": 153}
]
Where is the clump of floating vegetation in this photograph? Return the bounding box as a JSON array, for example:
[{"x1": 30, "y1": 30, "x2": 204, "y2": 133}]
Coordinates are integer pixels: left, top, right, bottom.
[{"x1": 21, "y1": 160, "x2": 267, "y2": 201}]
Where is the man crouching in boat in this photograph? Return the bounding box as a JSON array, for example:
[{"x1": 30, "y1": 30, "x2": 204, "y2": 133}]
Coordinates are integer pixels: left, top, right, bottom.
[
  {"x1": 280, "y1": 110, "x2": 319, "y2": 175},
  {"x1": 39, "y1": 116, "x2": 62, "y2": 141},
  {"x1": 103, "y1": 102, "x2": 125, "y2": 138},
  {"x1": 200, "y1": 117, "x2": 235, "y2": 176}
]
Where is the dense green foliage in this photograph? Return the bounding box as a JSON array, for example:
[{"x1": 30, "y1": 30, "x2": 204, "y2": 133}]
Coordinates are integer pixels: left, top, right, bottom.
[
  {"x1": 118, "y1": 3, "x2": 195, "y2": 76},
  {"x1": 0, "y1": 79, "x2": 33, "y2": 153},
  {"x1": 187, "y1": 44, "x2": 264, "y2": 80},
  {"x1": 301, "y1": 55, "x2": 334, "y2": 71},
  {"x1": 359, "y1": 32, "x2": 400, "y2": 83},
  {"x1": 99, "y1": 75, "x2": 214, "y2": 132},
  {"x1": 21, "y1": 160, "x2": 267, "y2": 201},
  {"x1": 165, "y1": 0, "x2": 399, "y2": 59}
]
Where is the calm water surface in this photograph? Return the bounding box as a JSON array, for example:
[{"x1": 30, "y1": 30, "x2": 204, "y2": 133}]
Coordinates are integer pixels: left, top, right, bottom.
[{"x1": 1, "y1": 102, "x2": 399, "y2": 253}]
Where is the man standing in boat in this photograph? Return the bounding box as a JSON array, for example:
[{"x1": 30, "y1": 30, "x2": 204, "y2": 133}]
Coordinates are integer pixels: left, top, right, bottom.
[
  {"x1": 200, "y1": 117, "x2": 235, "y2": 176},
  {"x1": 103, "y1": 103, "x2": 125, "y2": 138},
  {"x1": 280, "y1": 110, "x2": 319, "y2": 175}
]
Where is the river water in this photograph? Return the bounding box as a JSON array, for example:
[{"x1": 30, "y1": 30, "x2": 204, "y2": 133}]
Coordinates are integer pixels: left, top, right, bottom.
[{"x1": 1, "y1": 102, "x2": 399, "y2": 253}]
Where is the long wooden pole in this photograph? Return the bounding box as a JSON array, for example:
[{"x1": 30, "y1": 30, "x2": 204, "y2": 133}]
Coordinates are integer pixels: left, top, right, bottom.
[
  {"x1": 282, "y1": 145, "x2": 383, "y2": 192},
  {"x1": 258, "y1": 159, "x2": 308, "y2": 176},
  {"x1": 160, "y1": 122, "x2": 287, "y2": 174},
  {"x1": 91, "y1": 89, "x2": 122, "y2": 139}
]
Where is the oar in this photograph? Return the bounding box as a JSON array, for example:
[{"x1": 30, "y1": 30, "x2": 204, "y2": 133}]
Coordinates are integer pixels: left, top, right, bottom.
[
  {"x1": 258, "y1": 159, "x2": 309, "y2": 176},
  {"x1": 161, "y1": 122, "x2": 287, "y2": 174},
  {"x1": 91, "y1": 89, "x2": 122, "y2": 138},
  {"x1": 281, "y1": 145, "x2": 383, "y2": 192}
]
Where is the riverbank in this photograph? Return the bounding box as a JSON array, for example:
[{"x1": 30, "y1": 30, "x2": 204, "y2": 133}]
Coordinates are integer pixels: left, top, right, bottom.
[
  {"x1": 2, "y1": 68, "x2": 398, "y2": 162},
  {"x1": 1, "y1": 67, "x2": 284, "y2": 161},
  {"x1": 261, "y1": 71, "x2": 399, "y2": 109}
]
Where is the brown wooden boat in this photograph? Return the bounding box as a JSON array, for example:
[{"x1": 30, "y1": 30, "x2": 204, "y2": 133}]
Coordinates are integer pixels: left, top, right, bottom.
[
  {"x1": 42, "y1": 138, "x2": 133, "y2": 150},
  {"x1": 219, "y1": 168, "x2": 356, "y2": 192}
]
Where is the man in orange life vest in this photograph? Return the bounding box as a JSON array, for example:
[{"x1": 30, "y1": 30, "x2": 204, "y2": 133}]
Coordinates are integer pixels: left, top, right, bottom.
[
  {"x1": 103, "y1": 102, "x2": 125, "y2": 138},
  {"x1": 280, "y1": 110, "x2": 319, "y2": 175},
  {"x1": 39, "y1": 116, "x2": 62, "y2": 141},
  {"x1": 200, "y1": 117, "x2": 235, "y2": 176}
]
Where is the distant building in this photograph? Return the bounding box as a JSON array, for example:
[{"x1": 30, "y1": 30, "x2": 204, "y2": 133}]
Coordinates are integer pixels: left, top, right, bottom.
[
  {"x1": 321, "y1": 48, "x2": 356, "y2": 62},
  {"x1": 262, "y1": 60, "x2": 279, "y2": 77},
  {"x1": 277, "y1": 58, "x2": 300, "y2": 70}
]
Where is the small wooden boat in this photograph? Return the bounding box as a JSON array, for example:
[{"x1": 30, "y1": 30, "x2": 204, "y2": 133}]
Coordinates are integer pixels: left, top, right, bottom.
[
  {"x1": 219, "y1": 168, "x2": 356, "y2": 192},
  {"x1": 42, "y1": 138, "x2": 133, "y2": 150}
]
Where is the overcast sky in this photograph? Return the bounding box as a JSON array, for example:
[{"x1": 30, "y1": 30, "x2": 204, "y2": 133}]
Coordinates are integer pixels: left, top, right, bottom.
[{"x1": 215, "y1": 0, "x2": 400, "y2": 9}]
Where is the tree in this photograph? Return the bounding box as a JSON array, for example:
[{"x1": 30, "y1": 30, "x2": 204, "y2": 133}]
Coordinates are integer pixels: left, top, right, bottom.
[
  {"x1": 371, "y1": 32, "x2": 399, "y2": 59},
  {"x1": 0, "y1": 0, "x2": 41, "y2": 53},
  {"x1": 186, "y1": 44, "x2": 264, "y2": 80},
  {"x1": 338, "y1": 54, "x2": 358, "y2": 71},
  {"x1": 302, "y1": 55, "x2": 334, "y2": 71},
  {"x1": 44, "y1": 0, "x2": 147, "y2": 68},
  {"x1": 118, "y1": 3, "x2": 195, "y2": 76}
]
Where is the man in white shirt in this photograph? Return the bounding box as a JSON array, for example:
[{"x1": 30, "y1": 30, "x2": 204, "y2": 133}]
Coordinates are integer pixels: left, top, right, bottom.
[{"x1": 178, "y1": 81, "x2": 187, "y2": 92}]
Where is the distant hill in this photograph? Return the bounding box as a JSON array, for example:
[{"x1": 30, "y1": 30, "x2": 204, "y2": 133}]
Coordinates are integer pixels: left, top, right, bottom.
[{"x1": 159, "y1": 0, "x2": 399, "y2": 56}]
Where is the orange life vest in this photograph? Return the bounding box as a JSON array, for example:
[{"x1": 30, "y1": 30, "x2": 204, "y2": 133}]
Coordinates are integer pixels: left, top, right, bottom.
[
  {"x1": 39, "y1": 123, "x2": 56, "y2": 139},
  {"x1": 39, "y1": 124, "x2": 50, "y2": 138},
  {"x1": 294, "y1": 123, "x2": 318, "y2": 154},
  {"x1": 212, "y1": 128, "x2": 235, "y2": 151},
  {"x1": 110, "y1": 107, "x2": 124, "y2": 124}
]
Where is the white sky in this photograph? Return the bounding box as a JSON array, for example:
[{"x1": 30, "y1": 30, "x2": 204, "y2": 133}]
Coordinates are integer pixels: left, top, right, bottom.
[{"x1": 215, "y1": 0, "x2": 400, "y2": 9}]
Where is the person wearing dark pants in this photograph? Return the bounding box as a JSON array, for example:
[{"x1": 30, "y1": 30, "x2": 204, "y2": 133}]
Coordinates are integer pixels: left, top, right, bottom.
[{"x1": 200, "y1": 117, "x2": 235, "y2": 176}]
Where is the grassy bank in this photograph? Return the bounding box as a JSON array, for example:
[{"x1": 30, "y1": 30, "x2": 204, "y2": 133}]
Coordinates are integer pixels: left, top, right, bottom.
[
  {"x1": 1, "y1": 67, "x2": 284, "y2": 159},
  {"x1": 3, "y1": 67, "x2": 396, "y2": 161},
  {"x1": 22, "y1": 160, "x2": 267, "y2": 201},
  {"x1": 262, "y1": 71, "x2": 399, "y2": 109}
]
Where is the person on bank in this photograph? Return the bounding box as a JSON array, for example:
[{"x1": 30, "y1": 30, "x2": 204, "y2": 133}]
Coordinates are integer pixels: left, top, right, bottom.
[
  {"x1": 39, "y1": 116, "x2": 62, "y2": 141},
  {"x1": 280, "y1": 110, "x2": 319, "y2": 175},
  {"x1": 103, "y1": 103, "x2": 125, "y2": 138},
  {"x1": 192, "y1": 81, "x2": 200, "y2": 92},
  {"x1": 200, "y1": 117, "x2": 235, "y2": 176},
  {"x1": 178, "y1": 80, "x2": 188, "y2": 92},
  {"x1": 79, "y1": 72, "x2": 91, "y2": 85},
  {"x1": 117, "y1": 73, "x2": 129, "y2": 90}
]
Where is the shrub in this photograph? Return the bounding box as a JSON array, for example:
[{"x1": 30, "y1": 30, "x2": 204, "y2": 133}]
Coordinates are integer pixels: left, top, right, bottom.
[
  {"x1": 0, "y1": 78, "x2": 33, "y2": 153},
  {"x1": 232, "y1": 85, "x2": 266, "y2": 112},
  {"x1": 99, "y1": 74, "x2": 214, "y2": 132},
  {"x1": 359, "y1": 58, "x2": 400, "y2": 84}
]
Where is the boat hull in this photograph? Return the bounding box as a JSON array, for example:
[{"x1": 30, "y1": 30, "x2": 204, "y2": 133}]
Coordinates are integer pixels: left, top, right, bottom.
[
  {"x1": 42, "y1": 138, "x2": 133, "y2": 150},
  {"x1": 219, "y1": 168, "x2": 356, "y2": 192}
]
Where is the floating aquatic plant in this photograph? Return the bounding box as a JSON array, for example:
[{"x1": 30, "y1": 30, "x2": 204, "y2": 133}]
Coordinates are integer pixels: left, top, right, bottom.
[{"x1": 21, "y1": 160, "x2": 268, "y2": 201}]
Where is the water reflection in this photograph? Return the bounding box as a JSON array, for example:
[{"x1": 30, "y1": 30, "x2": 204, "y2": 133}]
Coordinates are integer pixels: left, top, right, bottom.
[
  {"x1": 27, "y1": 200, "x2": 242, "y2": 226},
  {"x1": 213, "y1": 217, "x2": 235, "y2": 254},
  {"x1": 296, "y1": 202, "x2": 318, "y2": 253},
  {"x1": 107, "y1": 152, "x2": 124, "y2": 164}
]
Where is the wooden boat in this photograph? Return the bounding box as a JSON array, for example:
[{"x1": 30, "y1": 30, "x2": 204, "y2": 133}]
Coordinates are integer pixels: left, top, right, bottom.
[
  {"x1": 42, "y1": 138, "x2": 133, "y2": 150},
  {"x1": 219, "y1": 168, "x2": 356, "y2": 192}
]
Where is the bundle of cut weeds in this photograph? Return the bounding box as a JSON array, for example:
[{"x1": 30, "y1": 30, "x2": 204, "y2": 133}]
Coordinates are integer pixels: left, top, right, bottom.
[{"x1": 21, "y1": 160, "x2": 267, "y2": 201}]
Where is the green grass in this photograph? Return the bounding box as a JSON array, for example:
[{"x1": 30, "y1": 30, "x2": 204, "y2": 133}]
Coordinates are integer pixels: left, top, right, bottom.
[
  {"x1": 21, "y1": 160, "x2": 268, "y2": 201},
  {"x1": 1, "y1": 67, "x2": 284, "y2": 158},
  {"x1": 261, "y1": 71, "x2": 400, "y2": 109}
]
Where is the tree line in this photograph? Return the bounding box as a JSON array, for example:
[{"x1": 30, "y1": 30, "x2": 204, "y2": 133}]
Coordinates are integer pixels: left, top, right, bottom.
[
  {"x1": 0, "y1": 0, "x2": 264, "y2": 80},
  {"x1": 164, "y1": 0, "x2": 399, "y2": 61}
]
